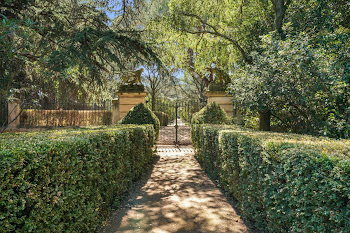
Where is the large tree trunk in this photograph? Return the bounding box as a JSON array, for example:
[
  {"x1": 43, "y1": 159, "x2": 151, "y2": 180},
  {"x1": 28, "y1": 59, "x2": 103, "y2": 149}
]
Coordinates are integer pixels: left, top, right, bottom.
[
  {"x1": 259, "y1": 110, "x2": 271, "y2": 131},
  {"x1": 272, "y1": 0, "x2": 290, "y2": 39},
  {"x1": 151, "y1": 92, "x2": 156, "y2": 111}
]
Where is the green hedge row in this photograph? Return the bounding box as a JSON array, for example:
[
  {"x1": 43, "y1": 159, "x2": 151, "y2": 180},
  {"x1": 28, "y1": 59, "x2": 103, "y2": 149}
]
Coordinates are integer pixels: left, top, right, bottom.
[
  {"x1": 153, "y1": 111, "x2": 169, "y2": 126},
  {"x1": 0, "y1": 125, "x2": 155, "y2": 232},
  {"x1": 191, "y1": 124, "x2": 350, "y2": 232}
]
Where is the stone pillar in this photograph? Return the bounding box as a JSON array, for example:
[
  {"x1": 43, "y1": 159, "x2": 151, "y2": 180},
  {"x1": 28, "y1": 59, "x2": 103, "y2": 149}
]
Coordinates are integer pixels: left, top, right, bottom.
[
  {"x1": 234, "y1": 108, "x2": 243, "y2": 124},
  {"x1": 8, "y1": 98, "x2": 21, "y2": 128},
  {"x1": 112, "y1": 99, "x2": 120, "y2": 124},
  {"x1": 206, "y1": 91, "x2": 243, "y2": 124},
  {"x1": 117, "y1": 92, "x2": 147, "y2": 119},
  {"x1": 206, "y1": 92, "x2": 234, "y2": 117}
]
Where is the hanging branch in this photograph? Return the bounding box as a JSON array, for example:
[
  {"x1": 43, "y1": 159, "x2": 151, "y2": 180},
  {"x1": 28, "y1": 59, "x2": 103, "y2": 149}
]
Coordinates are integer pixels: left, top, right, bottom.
[{"x1": 179, "y1": 12, "x2": 253, "y2": 64}]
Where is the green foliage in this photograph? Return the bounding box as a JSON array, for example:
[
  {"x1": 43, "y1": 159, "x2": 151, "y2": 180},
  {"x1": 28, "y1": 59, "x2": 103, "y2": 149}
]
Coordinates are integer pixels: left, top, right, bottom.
[
  {"x1": 192, "y1": 124, "x2": 350, "y2": 232},
  {"x1": 1, "y1": 0, "x2": 160, "y2": 109},
  {"x1": 191, "y1": 102, "x2": 229, "y2": 125},
  {"x1": 0, "y1": 125, "x2": 155, "y2": 232},
  {"x1": 120, "y1": 103, "x2": 160, "y2": 139},
  {"x1": 154, "y1": 111, "x2": 169, "y2": 126},
  {"x1": 208, "y1": 83, "x2": 226, "y2": 92},
  {"x1": 149, "y1": 0, "x2": 271, "y2": 69},
  {"x1": 142, "y1": 64, "x2": 171, "y2": 104},
  {"x1": 147, "y1": 0, "x2": 349, "y2": 139},
  {"x1": 229, "y1": 33, "x2": 350, "y2": 138},
  {"x1": 178, "y1": 104, "x2": 198, "y2": 123},
  {"x1": 119, "y1": 84, "x2": 145, "y2": 93}
]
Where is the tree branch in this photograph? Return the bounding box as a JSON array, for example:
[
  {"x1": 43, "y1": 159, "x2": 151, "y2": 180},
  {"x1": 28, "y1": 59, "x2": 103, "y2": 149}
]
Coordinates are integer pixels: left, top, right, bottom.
[{"x1": 179, "y1": 12, "x2": 252, "y2": 64}]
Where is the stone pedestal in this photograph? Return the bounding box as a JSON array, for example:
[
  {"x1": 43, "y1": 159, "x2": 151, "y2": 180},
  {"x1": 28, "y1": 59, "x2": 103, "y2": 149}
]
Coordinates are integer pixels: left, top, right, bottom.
[
  {"x1": 8, "y1": 98, "x2": 21, "y2": 128},
  {"x1": 206, "y1": 91, "x2": 242, "y2": 124},
  {"x1": 206, "y1": 92, "x2": 234, "y2": 116},
  {"x1": 117, "y1": 92, "x2": 147, "y2": 120},
  {"x1": 112, "y1": 99, "x2": 120, "y2": 124}
]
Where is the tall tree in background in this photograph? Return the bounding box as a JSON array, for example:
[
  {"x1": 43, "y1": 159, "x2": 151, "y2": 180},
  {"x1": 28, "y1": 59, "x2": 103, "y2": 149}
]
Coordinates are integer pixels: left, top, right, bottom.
[
  {"x1": 146, "y1": 0, "x2": 350, "y2": 137},
  {"x1": 1, "y1": 0, "x2": 349, "y2": 137},
  {"x1": 145, "y1": 0, "x2": 273, "y2": 103},
  {"x1": 229, "y1": 0, "x2": 350, "y2": 136},
  {"x1": 0, "y1": 0, "x2": 160, "y2": 103},
  {"x1": 142, "y1": 65, "x2": 170, "y2": 110}
]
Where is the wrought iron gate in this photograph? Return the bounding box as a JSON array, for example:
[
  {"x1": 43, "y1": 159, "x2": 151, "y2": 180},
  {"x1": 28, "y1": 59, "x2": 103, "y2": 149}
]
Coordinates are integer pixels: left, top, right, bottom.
[
  {"x1": 149, "y1": 99, "x2": 206, "y2": 145},
  {"x1": 0, "y1": 78, "x2": 7, "y2": 128},
  {"x1": 0, "y1": 96, "x2": 7, "y2": 128}
]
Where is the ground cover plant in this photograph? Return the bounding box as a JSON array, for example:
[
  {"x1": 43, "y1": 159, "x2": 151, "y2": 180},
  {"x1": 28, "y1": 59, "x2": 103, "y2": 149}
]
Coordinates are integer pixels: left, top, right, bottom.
[
  {"x1": 191, "y1": 124, "x2": 350, "y2": 232},
  {"x1": 0, "y1": 125, "x2": 155, "y2": 232}
]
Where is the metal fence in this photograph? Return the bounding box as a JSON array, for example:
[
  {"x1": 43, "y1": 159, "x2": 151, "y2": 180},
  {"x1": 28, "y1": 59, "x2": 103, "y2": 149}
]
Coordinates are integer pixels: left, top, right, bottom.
[
  {"x1": 150, "y1": 98, "x2": 206, "y2": 145},
  {"x1": 148, "y1": 98, "x2": 206, "y2": 124},
  {"x1": 20, "y1": 100, "x2": 113, "y2": 127},
  {"x1": 0, "y1": 96, "x2": 7, "y2": 128}
]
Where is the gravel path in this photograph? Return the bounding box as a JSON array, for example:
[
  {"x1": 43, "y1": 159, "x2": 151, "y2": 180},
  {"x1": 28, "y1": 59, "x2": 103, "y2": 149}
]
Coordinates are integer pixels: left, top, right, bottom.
[
  {"x1": 100, "y1": 146, "x2": 254, "y2": 233},
  {"x1": 156, "y1": 119, "x2": 191, "y2": 145}
]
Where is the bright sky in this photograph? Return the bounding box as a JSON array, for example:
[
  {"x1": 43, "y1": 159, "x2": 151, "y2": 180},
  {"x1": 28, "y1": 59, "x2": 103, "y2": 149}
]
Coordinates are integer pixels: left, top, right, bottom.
[{"x1": 106, "y1": 11, "x2": 117, "y2": 20}]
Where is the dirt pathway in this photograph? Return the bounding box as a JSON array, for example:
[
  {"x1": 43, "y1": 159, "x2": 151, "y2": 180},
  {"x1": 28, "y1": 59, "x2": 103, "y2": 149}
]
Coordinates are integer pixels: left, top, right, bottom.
[
  {"x1": 156, "y1": 119, "x2": 191, "y2": 145},
  {"x1": 100, "y1": 146, "x2": 254, "y2": 233}
]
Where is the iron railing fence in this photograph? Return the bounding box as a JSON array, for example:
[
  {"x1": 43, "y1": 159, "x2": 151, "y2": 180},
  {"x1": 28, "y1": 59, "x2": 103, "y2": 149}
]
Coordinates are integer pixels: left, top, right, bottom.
[
  {"x1": 150, "y1": 98, "x2": 206, "y2": 145},
  {"x1": 20, "y1": 100, "x2": 113, "y2": 127},
  {"x1": 150, "y1": 98, "x2": 176, "y2": 122},
  {"x1": 149, "y1": 98, "x2": 206, "y2": 124},
  {"x1": 0, "y1": 95, "x2": 7, "y2": 128},
  {"x1": 0, "y1": 76, "x2": 7, "y2": 128},
  {"x1": 176, "y1": 101, "x2": 206, "y2": 123}
]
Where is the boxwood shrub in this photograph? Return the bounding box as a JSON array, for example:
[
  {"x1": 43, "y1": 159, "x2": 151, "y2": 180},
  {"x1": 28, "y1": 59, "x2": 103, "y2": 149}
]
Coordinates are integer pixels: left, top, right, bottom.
[
  {"x1": 192, "y1": 124, "x2": 350, "y2": 232},
  {"x1": 154, "y1": 111, "x2": 169, "y2": 126},
  {"x1": 191, "y1": 102, "x2": 230, "y2": 125},
  {"x1": 118, "y1": 84, "x2": 145, "y2": 93},
  {"x1": 0, "y1": 125, "x2": 155, "y2": 232},
  {"x1": 190, "y1": 104, "x2": 231, "y2": 151},
  {"x1": 120, "y1": 103, "x2": 160, "y2": 139}
]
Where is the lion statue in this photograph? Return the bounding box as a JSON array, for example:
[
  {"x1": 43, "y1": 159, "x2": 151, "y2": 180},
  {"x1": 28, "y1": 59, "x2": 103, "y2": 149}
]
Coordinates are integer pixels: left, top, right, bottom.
[
  {"x1": 204, "y1": 67, "x2": 230, "y2": 86},
  {"x1": 121, "y1": 68, "x2": 144, "y2": 85},
  {"x1": 212, "y1": 68, "x2": 230, "y2": 85}
]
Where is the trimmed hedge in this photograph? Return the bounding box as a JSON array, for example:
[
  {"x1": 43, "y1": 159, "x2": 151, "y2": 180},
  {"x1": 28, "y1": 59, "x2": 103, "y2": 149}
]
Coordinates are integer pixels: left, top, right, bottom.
[
  {"x1": 118, "y1": 84, "x2": 145, "y2": 93},
  {"x1": 120, "y1": 103, "x2": 160, "y2": 140},
  {"x1": 154, "y1": 111, "x2": 169, "y2": 126},
  {"x1": 0, "y1": 125, "x2": 155, "y2": 232},
  {"x1": 191, "y1": 102, "x2": 230, "y2": 125},
  {"x1": 191, "y1": 124, "x2": 350, "y2": 232},
  {"x1": 208, "y1": 83, "x2": 226, "y2": 92}
]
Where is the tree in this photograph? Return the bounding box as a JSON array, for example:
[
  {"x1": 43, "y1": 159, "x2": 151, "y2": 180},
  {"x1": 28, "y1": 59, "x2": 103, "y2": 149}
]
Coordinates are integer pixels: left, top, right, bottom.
[
  {"x1": 145, "y1": 0, "x2": 350, "y2": 136},
  {"x1": 0, "y1": 0, "x2": 160, "y2": 97},
  {"x1": 142, "y1": 65, "x2": 169, "y2": 110},
  {"x1": 230, "y1": 30, "x2": 350, "y2": 137},
  {"x1": 146, "y1": 0, "x2": 278, "y2": 129},
  {"x1": 0, "y1": 0, "x2": 161, "y2": 130}
]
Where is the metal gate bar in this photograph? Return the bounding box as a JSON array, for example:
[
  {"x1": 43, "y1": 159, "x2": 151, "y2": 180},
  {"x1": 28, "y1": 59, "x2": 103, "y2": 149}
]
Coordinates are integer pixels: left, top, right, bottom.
[{"x1": 151, "y1": 98, "x2": 206, "y2": 145}]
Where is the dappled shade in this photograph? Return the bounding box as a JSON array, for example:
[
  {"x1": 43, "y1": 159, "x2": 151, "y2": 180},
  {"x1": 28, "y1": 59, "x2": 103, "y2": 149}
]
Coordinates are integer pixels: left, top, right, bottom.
[{"x1": 101, "y1": 148, "x2": 251, "y2": 233}]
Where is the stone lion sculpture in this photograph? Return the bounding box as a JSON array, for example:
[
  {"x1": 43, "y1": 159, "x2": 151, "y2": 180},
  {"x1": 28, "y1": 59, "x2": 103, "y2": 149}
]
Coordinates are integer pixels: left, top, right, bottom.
[
  {"x1": 204, "y1": 67, "x2": 230, "y2": 86},
  {"x1": 121, "y1": 68, "x2": 144, "y2": 85},
  {"x1": 212, "y1": 68, "x2": 230, "y2": 85}
]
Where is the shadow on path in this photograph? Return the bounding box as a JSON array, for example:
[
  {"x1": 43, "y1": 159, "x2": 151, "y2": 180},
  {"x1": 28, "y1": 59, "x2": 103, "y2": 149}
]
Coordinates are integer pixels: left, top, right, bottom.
[{"x1": 100, "y1": 147, "x2": 256, "y2": 233}]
